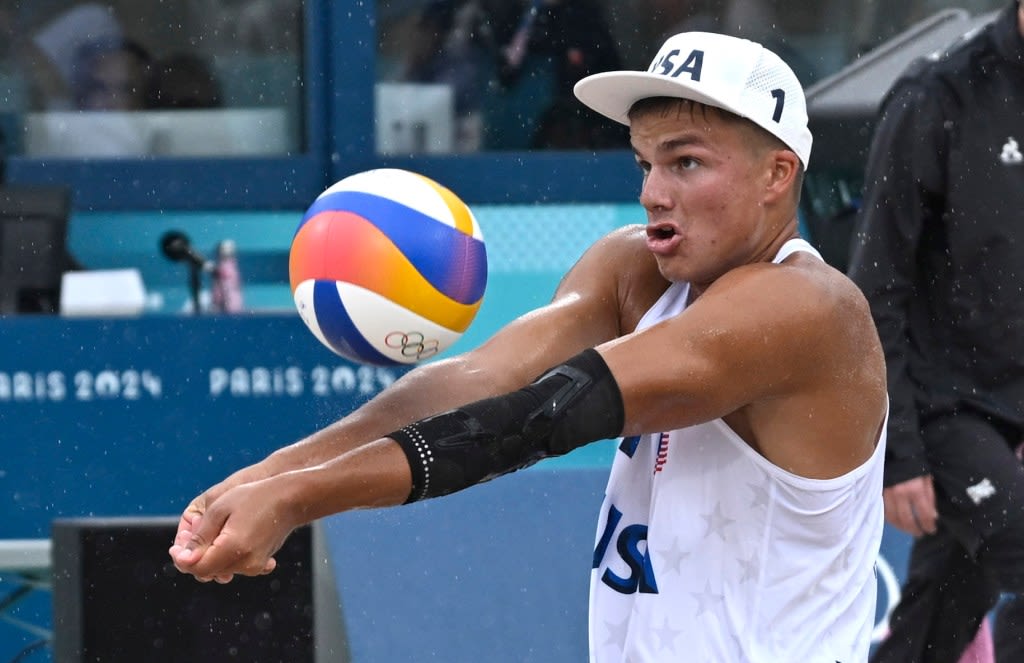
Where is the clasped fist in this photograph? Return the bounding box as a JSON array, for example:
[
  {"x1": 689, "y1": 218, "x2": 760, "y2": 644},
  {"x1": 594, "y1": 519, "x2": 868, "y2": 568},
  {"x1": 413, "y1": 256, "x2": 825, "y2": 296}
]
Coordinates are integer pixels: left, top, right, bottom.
[{"x1": 169, "y1": 478, "x2": 294, "y2": 583}]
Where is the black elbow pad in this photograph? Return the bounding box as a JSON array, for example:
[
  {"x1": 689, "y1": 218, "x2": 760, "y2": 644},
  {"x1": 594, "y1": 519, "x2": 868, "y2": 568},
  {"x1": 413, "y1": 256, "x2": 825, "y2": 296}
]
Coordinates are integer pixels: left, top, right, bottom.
[{"x1": 388, "y1": 348, "x2": 624, "y2": 502}]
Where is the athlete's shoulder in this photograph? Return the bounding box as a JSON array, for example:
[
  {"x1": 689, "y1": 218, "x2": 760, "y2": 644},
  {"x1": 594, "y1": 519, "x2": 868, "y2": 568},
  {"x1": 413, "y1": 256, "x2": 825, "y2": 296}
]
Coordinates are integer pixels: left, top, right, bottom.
[
  {"x1": 761, "y1": 255, "x2": 882, "y2": 366},
  {"x1": 560, "y1": 224, "x2": 669, "y2": 334},
  {"x1": 558, "y1": 223, "x2": 654, "y2": 273},
  {"x1": 593, "y1": 223, "x2": 649, "y2": 253},
  {"x1": 577, "y1": 224, "x2": 664, "y2": 282},
  {"x1": 697, "y1": 253, "x2": 885, "y2": 401},
  {"x1": 705, "y1": 251, "x2": 867, "y2": 334}
]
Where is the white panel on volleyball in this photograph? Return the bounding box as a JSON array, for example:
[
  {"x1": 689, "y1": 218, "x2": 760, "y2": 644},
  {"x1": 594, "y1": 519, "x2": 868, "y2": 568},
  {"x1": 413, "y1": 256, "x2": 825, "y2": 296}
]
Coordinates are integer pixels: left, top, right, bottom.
[
  {"x1": 293, "y1": 281, "x2": 332, "y2": 353},
  {"x1": 338, "y1": 283, "x2": 463, "y2": 364},
  {"x1": 293, "y1": 280, "x2": 463, "y2": 364}
]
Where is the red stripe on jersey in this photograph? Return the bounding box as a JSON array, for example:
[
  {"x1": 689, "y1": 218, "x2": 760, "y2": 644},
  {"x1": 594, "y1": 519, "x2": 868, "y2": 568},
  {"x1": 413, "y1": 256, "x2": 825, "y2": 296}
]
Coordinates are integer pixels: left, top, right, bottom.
[{"x1": 654, "y1": 432, "x2": 670, "y2": 474}]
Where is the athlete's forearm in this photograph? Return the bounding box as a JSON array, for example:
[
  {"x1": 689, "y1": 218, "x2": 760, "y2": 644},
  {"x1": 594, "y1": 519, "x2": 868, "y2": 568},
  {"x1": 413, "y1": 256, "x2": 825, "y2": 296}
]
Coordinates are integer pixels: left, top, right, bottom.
[
  {"x1": 256, "y1": 353, "x2": 514, "y2": 479},
  {"x1": 249, "y1": 280, "x2": 619, "y2": 483},
  {"x1": 277, "y1": 348, "x2": 625, "y2": 519},
  {"x1": 276, "y1": 437, "x2": 414, "y2": 523}
]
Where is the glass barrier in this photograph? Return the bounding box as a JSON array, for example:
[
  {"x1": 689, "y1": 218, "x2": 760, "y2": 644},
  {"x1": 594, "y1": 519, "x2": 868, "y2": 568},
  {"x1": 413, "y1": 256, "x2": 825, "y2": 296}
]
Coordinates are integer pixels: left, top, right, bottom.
[
  {"x1": 375, "y1": 0, "x2": 1007, "y2": 155},
  {"x1": 0, "y1": 0, "x2": 1009, "y2": 209},
  {"x1": 0, "y1": 0, "x2": 304, "y2": 158}
]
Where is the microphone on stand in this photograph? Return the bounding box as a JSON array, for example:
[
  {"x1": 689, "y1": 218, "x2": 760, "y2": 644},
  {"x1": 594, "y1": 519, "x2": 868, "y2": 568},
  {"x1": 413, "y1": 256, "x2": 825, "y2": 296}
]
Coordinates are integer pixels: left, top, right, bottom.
[
  {"x1": 160, "y1": 230, "x2": 213, "y2": 272},
  {"x1": 159, "y1": 230, "x2": 211, "y2": 315}
]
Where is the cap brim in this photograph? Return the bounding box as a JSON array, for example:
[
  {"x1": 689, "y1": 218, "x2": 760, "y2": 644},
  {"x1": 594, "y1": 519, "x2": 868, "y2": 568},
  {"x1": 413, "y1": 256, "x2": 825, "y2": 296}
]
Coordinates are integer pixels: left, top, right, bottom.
[{"x1": 574, "y1": 71, "x2": 733, "y2": 126}]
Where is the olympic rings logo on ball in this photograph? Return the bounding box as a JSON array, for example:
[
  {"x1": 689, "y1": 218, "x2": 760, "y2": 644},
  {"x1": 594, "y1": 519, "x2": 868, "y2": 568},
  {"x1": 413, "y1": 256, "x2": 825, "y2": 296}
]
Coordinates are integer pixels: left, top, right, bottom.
[{"x1": 385, "y1": 331, "x2": 441, "y2": 360}]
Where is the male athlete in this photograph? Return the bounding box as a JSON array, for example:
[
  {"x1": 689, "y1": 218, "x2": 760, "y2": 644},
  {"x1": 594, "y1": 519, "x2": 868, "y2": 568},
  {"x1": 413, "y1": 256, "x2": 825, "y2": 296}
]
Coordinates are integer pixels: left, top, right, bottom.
[{"x1": 172, "y1": 31, "x2": 888, "y2": 662}]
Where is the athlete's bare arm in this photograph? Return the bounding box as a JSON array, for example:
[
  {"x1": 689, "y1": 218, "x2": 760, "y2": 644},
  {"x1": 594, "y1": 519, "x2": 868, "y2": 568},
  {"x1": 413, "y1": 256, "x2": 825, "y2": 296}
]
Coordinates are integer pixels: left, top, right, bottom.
[
  {"x1": 600, "y1": 252, "x2": 887, "y2": 479},
  {"x1": 171, "y1": 225, "x2": 665, "y2": 577},
  {"x1": 222, "y1": 224, "x2": 659, "y2": 483}
]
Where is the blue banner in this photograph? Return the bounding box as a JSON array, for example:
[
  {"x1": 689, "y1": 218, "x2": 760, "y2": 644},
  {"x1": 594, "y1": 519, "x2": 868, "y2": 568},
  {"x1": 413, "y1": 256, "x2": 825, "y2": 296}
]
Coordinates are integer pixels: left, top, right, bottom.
[{"x1": 0, "y1": 314, "x2": 405, "y2": 539}]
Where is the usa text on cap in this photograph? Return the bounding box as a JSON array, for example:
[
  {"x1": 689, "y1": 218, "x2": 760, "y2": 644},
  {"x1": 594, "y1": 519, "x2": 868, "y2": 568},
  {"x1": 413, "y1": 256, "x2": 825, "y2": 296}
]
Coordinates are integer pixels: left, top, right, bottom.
[{"x1": 574, "y1": 32, "x2": 812, "y2": 168}]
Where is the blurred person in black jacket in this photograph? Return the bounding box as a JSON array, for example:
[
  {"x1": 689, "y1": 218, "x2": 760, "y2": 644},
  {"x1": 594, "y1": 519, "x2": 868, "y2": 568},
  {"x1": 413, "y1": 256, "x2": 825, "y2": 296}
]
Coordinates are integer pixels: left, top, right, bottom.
[{"x1": 848, "y1": 2, "x2": 1024, "y2": 661}]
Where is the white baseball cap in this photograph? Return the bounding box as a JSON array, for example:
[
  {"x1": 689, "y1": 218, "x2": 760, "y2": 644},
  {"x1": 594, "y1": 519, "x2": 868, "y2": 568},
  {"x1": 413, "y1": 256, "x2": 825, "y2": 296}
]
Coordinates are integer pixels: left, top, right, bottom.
[{"x1": 574, "y1": 32, "x2": 812, "y2": 168}]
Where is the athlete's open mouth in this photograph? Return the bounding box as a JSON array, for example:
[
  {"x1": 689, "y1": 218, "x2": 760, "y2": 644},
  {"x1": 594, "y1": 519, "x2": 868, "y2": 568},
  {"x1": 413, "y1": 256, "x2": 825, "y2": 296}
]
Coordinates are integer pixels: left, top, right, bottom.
[{"x1": 647, "y1": 224, "x2": 676, "y2": 240}]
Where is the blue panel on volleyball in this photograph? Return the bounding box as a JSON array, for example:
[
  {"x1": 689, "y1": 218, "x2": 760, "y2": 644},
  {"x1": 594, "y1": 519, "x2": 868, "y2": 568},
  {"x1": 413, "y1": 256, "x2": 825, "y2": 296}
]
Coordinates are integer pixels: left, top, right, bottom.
[
  {"x1": 311, "y1": 279, "x2": 394, "y2": 365},
  {"x1": 301, "y1": 190, "x2": 487, "y2": 304}
]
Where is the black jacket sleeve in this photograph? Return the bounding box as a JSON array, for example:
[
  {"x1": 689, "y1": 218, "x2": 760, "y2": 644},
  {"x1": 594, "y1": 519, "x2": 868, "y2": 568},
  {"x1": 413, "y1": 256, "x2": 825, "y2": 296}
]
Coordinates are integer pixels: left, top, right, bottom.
[{"x1": 847, "y1": 75, "x2": 951, "y2": 487}]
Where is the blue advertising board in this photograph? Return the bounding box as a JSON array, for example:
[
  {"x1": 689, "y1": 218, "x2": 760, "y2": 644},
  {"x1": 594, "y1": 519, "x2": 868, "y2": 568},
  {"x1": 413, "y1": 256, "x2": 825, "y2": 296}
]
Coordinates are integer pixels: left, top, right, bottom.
[{"x1": 0, "y1": 314, "x2": 406, "y2": 540}]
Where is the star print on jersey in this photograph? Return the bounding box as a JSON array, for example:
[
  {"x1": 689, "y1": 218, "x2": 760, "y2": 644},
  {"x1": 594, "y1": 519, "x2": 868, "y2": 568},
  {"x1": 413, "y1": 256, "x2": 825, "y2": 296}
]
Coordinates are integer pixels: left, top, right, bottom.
[
  {"x1": 656, "y1": 537, "x2": 691, "y2": 574},
  {"x1": 602, "y1": 616, "x2": 630, "y2": 649},
  {"x1": 736, "y1": 552, "x2": 760, "y2": 583},
  {"x1": 652, "y1": 616, "x2": 682, "y2": 651},
  {"x1": 701, "y1": 502, "x2": 735, "y2": 541},
  {"x1": 748, "y1": 480, "x2": 772, "y2": 509},
  {"x1": 690, "y1": 580, "x2": 722, "y2": 616}
]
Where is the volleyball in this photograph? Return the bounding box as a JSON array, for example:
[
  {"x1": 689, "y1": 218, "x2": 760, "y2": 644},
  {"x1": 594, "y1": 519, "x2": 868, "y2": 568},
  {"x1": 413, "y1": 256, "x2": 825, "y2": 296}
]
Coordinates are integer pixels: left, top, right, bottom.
[{"x1": 289, "y1": 168, "x2": 487, "y2": 366}]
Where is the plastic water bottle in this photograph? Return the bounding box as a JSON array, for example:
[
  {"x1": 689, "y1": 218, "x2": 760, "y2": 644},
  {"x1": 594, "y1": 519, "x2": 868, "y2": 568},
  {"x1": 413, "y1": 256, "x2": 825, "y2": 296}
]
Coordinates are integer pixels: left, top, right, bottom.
[{"x1": 211, "y1": 239, "x2": 244, "y2": 313}]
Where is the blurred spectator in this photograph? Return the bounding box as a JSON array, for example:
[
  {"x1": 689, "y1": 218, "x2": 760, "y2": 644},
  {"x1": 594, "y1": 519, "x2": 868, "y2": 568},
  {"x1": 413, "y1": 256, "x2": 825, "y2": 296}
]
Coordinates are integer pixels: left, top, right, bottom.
[
  {"x1": 71, "y1": 37, "x2": 151, "y2": 111},
  {"x1": 30, "y1": 2, "x2": 124, "y2": 109},
  {"x1": 146, "y1": 52, "x2": 222, "y2": 109},
  {"x1": 493, "y1": 0, "x2": 628, "y2": 149},
  {"x1": 399, "y1": 0, "x2": 490, "y2": 151},
  {"x1": 0, "y1": 2, "x2": 121, "y2": 110}
]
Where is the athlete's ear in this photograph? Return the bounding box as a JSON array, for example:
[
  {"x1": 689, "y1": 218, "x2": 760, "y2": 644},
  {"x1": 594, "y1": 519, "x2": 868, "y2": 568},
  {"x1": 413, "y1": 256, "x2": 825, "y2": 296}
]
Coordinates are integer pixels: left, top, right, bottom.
[{"x1": 763, "y1": 149, "x2": 799, "y2": 204}]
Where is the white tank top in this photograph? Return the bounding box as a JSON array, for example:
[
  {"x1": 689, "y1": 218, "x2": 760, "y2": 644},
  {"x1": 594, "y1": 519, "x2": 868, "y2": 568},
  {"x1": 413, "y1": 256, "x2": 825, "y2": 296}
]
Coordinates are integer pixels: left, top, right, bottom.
[{"x1": 588, "y1": 238, "x2": 886, "y2": 663}]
